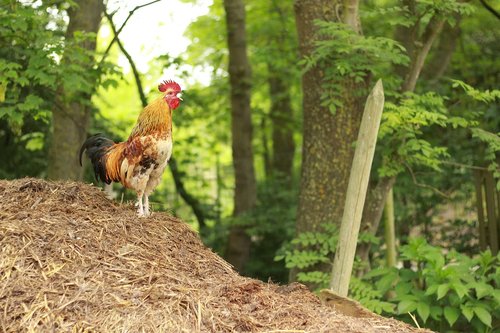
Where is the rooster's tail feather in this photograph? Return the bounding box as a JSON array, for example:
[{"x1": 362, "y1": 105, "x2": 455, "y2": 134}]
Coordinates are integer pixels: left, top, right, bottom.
[{"x1": 79, "y1": 134, "x2": 115, "y2": 184}]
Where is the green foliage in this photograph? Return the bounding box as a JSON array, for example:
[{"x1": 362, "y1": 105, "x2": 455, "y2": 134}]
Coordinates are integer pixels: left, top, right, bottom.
[
  {"x1": 0, "y1": 4, "x2": 61, "y2": 130},
  {"x1": 356, "y1": 238, "x2": 499, "y2": 332},
  {"x1": 349, "y1": 277, "x2": 396, "y2": 314},
  {"x1": 301, "y1": 20, "x2": 409, "y2": 114},
  {"x1": 451, "y1": 80, "x2": 500, "y2": 104},
  {"x1": 0, "y1": 2, "x2": 117, "y2": 133},
  {"x1": 378, "y1": 92, "x2": 475, "y2": 177},
  {"x1": 279, "y1": 231, "x2": 498, "y2": 332},
  {"x1": 275, "y1": 224, "x2": 337, "y2": 272},
  {"x1": 471, "y1": 128, "x2": 500, "y2": 189},
  {"x1": 450, "y1": 80, "x2": 500, "y2": 188},
  {"x1": 275, "y1": 223, "x2": 378, "y2": 289},
  {"x1": 362, "y1": 1, "x2": 475, "y2": 28}
]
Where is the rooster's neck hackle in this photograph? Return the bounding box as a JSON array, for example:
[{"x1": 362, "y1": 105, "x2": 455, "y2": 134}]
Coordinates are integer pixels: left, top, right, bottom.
[{"x1": 129, "y1": 96, "x2": 172, "y2": 140}]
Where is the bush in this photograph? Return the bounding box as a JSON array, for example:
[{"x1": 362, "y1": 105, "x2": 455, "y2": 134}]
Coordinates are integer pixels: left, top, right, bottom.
[
  {"x1": 354, "y1": 238, "x2": 499, "y2": 332},
  {"x1": 279, "y1": 233, "x2": 499, "y2": 332}
]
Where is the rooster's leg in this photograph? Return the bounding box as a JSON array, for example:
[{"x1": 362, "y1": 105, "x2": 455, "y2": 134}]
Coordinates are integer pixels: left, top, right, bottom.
[
  {"x1": 137, "y1": 191, "x2": 145, "y2": 217},
  {"x1": 144, "y1": 195, "x2": 150, "y2": 216}
]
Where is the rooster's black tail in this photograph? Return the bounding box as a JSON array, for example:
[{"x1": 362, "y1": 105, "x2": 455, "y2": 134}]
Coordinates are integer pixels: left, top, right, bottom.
[{"x1": 79, "y1": 134, "x2": 115, "y2": 184}]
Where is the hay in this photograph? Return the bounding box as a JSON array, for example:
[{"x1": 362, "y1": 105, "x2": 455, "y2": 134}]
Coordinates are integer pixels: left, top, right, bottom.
[{"x1": 0, "y1": 178, "x2": 432, "y2": 332}]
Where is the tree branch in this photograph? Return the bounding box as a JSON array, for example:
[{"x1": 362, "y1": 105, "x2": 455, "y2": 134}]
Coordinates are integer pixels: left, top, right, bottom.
[
  {"x1": 168, "y1": 158, "x2": 207, "y2": 227},
  {"x1": 104, "y1": 11, "x2": 147, "y2": 105},
  {"x1": 97, "y1": 0, "x2": 162, "y2": 71},
  {"x1": 404, "y1": 162, "x2": 451, "y2": 198},
  {"x1": 402, "y1": 15, "x2": 445, "y2": 92},
  {"x1": 479, "y1": 0, "x2": 500, "y2": 20},
  {"x1": 104, "y1": 11, "x2": 207, "y2": 229},
  {"x1": 423, "y1": 19, "x2": 461, "y2": 81},
  {"x1": 440, "y1": 160, "x2": 490, "y2": 171}
]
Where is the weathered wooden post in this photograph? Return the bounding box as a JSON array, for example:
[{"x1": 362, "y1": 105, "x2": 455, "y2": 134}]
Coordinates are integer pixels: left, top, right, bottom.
[
  {"x1": 474, "y1": 170, "x2": 487, "y2": 251},
  {"x1": 384, "y1": 188, "x2": 396, "y2": 268},
  {"x1": 330, "y1": 79, "x2": 385, "y2": 296},
  {"x1": 484, "y1": 171, "x2": 499, "y2": 255}
]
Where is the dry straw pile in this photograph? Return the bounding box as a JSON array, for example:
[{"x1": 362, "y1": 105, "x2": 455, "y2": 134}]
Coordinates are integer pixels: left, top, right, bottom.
[{"x1": 0, "y1": 178, "x2": 429, "y2": 332}]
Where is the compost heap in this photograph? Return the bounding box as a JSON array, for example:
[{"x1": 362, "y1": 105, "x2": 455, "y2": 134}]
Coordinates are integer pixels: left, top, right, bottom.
[{"x1": 0, "y1": 178, "x2": 431, "y2": 332}]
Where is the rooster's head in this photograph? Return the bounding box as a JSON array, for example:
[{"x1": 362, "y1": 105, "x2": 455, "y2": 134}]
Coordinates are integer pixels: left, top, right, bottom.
[{"x1": 158, "y1": 80, "x2": 182, "y2": 110}]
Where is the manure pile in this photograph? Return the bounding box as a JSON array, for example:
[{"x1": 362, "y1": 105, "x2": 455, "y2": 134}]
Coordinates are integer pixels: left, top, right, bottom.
[{"x1": 0, "y1": 178, "x2": 430, "y2": 332}]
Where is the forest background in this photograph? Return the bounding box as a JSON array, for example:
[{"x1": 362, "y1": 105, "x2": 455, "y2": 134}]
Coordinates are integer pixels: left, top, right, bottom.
[{"x1": 1, "y1": 0, "x2": 499, "y2": 332}]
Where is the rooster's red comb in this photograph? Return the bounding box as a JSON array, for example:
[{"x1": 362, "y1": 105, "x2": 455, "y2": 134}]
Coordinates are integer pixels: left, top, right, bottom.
[{"x1": 158, "y1": 80, "x2": 181, "y2": 93}]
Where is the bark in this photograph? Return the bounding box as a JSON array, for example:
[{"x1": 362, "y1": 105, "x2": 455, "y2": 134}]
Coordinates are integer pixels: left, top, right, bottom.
[
  {"x1": 223, "y1": 0, "x2": 257, "y2": 272},
  {"x1": 343, "y1": 0, "x2": 362, "y2": 34},
  {"x1": 393, "y1": 0, "x2": 417, "y2": 78},
  {"x1": 291, "y1": 0, "x2": 366, "y2": 282},
  {"x1": 48, "y1": 0, "x2": 104, "y2": 180},
  {"x1": 267, "y1": 1, "x2": 296, "y2": 183},
  {"x1": 269, "y1": 71, "x2": 295, "y2": 181},
  {"x1": 261, "y1": 117, "x2": 272, "y2": 178}
]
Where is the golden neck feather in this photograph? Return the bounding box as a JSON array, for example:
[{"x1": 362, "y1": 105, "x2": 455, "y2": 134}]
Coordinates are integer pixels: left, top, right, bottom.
[{"x1": 129, "y1": 96, "x2": 172, "y2": 139}]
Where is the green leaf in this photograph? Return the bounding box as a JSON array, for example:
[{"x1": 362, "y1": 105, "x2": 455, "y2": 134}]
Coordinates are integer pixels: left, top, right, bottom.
[
  {"x1": 473, "y1": 282, "x2": 493, "y2": 299},
  {"x1": 444, "y1": 306, "x2": 460, "y2": 327},
  {"x1": 473, "y1": 307, "x2": 491, "y2": 327},
  {"x1": 417, "y1": 302, "x2": 430, "y2": 323},
  {"x1": 274, "y1": 255, "x2": 284, "y2": 261},
  {"x1": 375, "y1": 271, "x2": 397, "y2": 293},
  {"x1": 430, "y1": 306, "x2": 442, "y2": 320},
  {"x1": 452, "y1": 283, "x2": 469, "y2": 299},
  {"x1": 425, "y1": 284, "x2": 438, "y2": 296},
  {"x1": 461, "y1": 305, "x2": 474, "y2": 322},
  {"x1": 398, "y1": 300, "x2": 417, "y2": 314},
  {"x1": 437, "y1": 284, "x2": 450, "y2": 300},
  {"x1": 492, "y1": 289, "x2": 500, "y2": 305},
  {"x1": 396, "y1": 282, "x2": 413, "y2": 296}
]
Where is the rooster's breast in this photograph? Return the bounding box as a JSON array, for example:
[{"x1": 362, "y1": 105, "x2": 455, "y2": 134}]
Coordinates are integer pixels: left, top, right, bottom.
[
  {"x1": 155, "y1": 137, "x2": 173, "y2": 163},
  {"x1": 122, "y1": 135, "x2": 172, "y2": 192}
]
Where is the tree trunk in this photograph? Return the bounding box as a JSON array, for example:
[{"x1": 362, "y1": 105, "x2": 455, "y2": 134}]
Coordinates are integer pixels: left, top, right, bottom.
[
  {"x1": 48, "y1": 0, "x2": 104, "y2": 180},
  {"x1": 223, "y1": 0, "x2": 257, "y2": 272},
  {"x1": 423, "y1": 20, "x2": 461, "y2": 81},
  {"x1": 291, "y1": 0, "x2": 366, "y2": 283},
  {"x1": 266, "y1": 2, "x2": 296, "y2": 182},
  {"x1": 261, "y1": 117, "x2": 272, "y2": 178},
  {"x1": 269, "y1": 70, "x2": 295, "y2": 181}
]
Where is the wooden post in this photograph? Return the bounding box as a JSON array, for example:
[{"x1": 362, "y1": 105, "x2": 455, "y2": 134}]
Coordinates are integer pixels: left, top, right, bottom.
[
  {"x1": 330, "y1": 80, "x2": 385, "y2": 296},
  {"x1": 474, "y1": 170, "x2": 487, "y2": 251},
  {"x1": 384, "y1": 187, "x2": 397, "y2": 268},
  {"x1": 484, "y1": 171, "x2": 499, "y2": 255}
]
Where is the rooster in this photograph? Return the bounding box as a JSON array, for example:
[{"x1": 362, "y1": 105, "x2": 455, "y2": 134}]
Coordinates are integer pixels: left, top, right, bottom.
[{"x1": 79, "y1": 80, "x2": 182, "y2": 217}]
